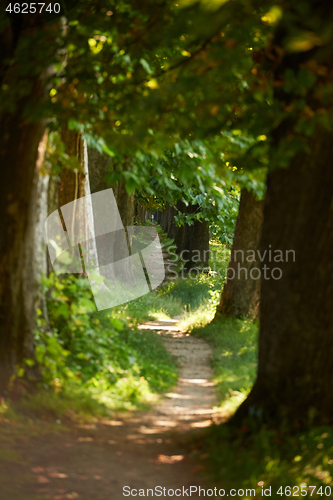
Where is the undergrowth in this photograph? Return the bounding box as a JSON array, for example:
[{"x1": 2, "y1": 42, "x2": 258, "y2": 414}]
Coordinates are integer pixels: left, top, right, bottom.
[
  {"x1": 14, "y1": 273, "x2": 178, "y2": 420},
  {"x1": 201, "y1": 423, "x2": 333, "y2": 499}
]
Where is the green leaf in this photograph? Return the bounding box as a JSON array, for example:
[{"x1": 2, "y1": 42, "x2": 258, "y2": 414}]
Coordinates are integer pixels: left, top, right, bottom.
[{"x1": 109, "y1": 318, "x2": 124, "y2": 331}]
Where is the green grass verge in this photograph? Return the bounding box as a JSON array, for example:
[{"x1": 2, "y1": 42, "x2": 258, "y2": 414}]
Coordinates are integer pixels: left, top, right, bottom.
[
  {"x1": 115, "y1": 269, "x2": 225, "y2": 326},
  {"x1": 201, "y1": 423, "x2": 333, "y2": 499},
  {"x1": 113, "y1": 287, "x2": 184, "y2": 324},
  {"x1": 191, "y1": 317, "x2": 258, "y2": 415}
]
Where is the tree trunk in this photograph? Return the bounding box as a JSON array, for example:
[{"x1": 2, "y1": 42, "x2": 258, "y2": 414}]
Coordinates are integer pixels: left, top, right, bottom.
[
  {"x1": 229, "y1": 0, "x2": 333, "y2": 426},
  {"x1": 168, "y1": 201, "x2": 187, "y2": 256},
  {"x1": 59, "y1": 127, "x2": 86, "y2": 208},
  {"x1": 87, "y1": 148, "x2": 116, "y2": 282},
  {"x1": 87, "y1": 149, "x2": 135, "y2": 283},
  {"x1": 215, "y1": 189, "x2": 264, "y2": 319},
  {"x1": 87, "y1": 148, "x2": 114, "y2": 195},
  {"x1": 231, "y1": 127, "x2": 333, "y2": 426},
  {"x1": 159, "y1": 203, "x2": 177, "y2": 237},
  {"x1": 34, "y1": 131, "x2": 50, "y2": 321},
  {"x1": 183, "y1": 204, "x2": 210, "y2": 271},
  {"x1": 135, "y1": 201, "x2": 147, "y2": 224},
  {"x1": 114, "y1": 177, "x2": 135, "y2": 283},
  {"x1": 47, "y1": 173, "x2": 60, "y2": 275},
  {"x1": 158, "y1": 202, "x2": 209, "y2": 271},
  {"x1": 0, "y1": 110, "x2": 46, "y2": 393},
  {"x1": 57, "y1": 128, "x2": 88, "y2": 276},
  {"x1": 116, "y1": 181, "x2": 135, "y2": 228},
  {"x1": 0, "y1": 13, "x2": 56, "y2": 392},
  {"x1": 47, "y1": 136, "x2": 98, "y2": 277},
  {"x1": 82, "y1": 140, "x2": 99, "y2": 270}
]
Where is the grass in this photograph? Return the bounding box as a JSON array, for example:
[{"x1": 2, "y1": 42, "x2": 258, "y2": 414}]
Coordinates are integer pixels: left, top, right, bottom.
[
  {"x1": 112, "y1": 288, "x2": 184, "y2": 324},
  {"x1": 109, "y1": 239, "x2": 229, "y2": 331},
  {"x1": 192, "y1": 317, "x2": 258, "y2": 416},
  {"x1": 116, "y1": 239, "x2": 230, "y2": 326},
  {"x1": 200, "y1": 423, "x2": 333, "y2": 499}
]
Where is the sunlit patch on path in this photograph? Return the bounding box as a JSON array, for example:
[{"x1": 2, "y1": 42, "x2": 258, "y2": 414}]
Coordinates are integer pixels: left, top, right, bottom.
[{"x1": 138, "y1": 319, "x2": 218, "y2": 431}]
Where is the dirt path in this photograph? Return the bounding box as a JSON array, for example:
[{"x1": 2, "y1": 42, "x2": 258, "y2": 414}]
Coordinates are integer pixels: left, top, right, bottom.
[
  {"x1": 139, "y1": 319, "x2": 217, "y2": 430},
  {"x1": 1, "y1": 320, "x2": 218, "y2": 500}
]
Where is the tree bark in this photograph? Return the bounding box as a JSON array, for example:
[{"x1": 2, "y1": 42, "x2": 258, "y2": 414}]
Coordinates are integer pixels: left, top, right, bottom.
[
  {"x1": 87, "y1": 148, "x2": 116, "y2": 282},
  {"x1": 0, "y1": 14, "x2": 56, "y2": 392},
  {"x1": 87, "y1": 147, "x2": 114, "y2": 195},
  {"x1": 168, "y1": 201, "x2": 187, "y2": 256},
  {"x1": 183, "y1": 204, "x2": 210, "y2": 271},
  {"x1": 215, "y1": 189, "x2": 264, "y2": 319},
  {"x1": 59, "y1": 127, "x2": 86, "y2": 208},
  {"x1": 232, "y1": 127, "x2": 333, "y2": 425},
  {"x1": 87, "y1": 149, "x2": 135, "y2": 283},
  {"x1": 159, "y1": 202, "x2": 209, "y2": 271},
  {"x1": 57, "y1": 128, "x2": 88, "y2": 276},
  {"x1": 47, "y1": 173, "x2": 60, "y2": 275},
  {"x1": 159, "y1": 203, "x2": 177, "y2": 237},
  {"x1": 0, "y1": 108, "x2": 46, "y2": 393},
  {"x1": 82, "y1": 140, "x2": 99, "y2": 270},
  {"x1": 114, "y1": 176, "x2": 135, "y2": 283},
  {"x1": 230, "y1": 0, "x2": 333, "y2": 424},
  {"x1": 34, "y1": 131, "x2": 50, "y2": 321},
  {"x1": 135, "y1": 201, "x2": 148, "y2": 224}
]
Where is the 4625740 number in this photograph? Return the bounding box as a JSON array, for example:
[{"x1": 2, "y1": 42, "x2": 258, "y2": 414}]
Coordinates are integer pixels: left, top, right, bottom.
[
  {"x1": 277, "y1": 486, "x2": 332, "y2": 496},
  {"x1": 5, "y1": 3, "x2": 61, "y2": 14}
]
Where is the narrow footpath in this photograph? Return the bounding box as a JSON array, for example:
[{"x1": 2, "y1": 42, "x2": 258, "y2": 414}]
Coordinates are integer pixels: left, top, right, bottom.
[{"x1": 1, "y1": 320, "x2": 219, "y2": 500}]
